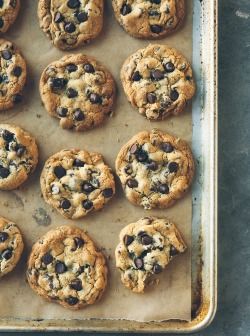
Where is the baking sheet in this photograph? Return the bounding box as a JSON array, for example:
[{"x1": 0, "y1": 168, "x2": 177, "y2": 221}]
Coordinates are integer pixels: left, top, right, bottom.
[{"x1": 0, "y1": 0, "x2": 194, "y2": 323}]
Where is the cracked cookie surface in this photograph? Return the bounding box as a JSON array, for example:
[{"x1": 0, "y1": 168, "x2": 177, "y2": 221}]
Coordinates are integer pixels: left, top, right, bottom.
[
  {"x1": 0, "y1": 124, "x2": 38, "y2": 190},
  {"x1": 0, "y1": 0, "x2": 20, "y2": 34},
  {"x1": 0, "y1": 39, "x2": 26, "y2": 111},
  {"x1": 40, "y1": 149, "x2": 115, "y2": 219},
  {"x1": 38, "y1": 0, "x2": 103, "y2": 50},
  {"x1": 112, "y1": 0, "x2": 185, "y2": 39},
  {"x1": 0, "y1": 216, "x2": 24, "y2": 278},
  {"x1": 40, "y1": 54, "x2": 115, "y2": 132},
  {"x1": 121, "y1": 44, "x2": 195, "y2": 120},
  {"x1": 115, "y1": 216, "x2": 186, "y2": 292},
  {"x1": 115, "y1": 129, "x2": 194, "y2": 209},
  {"x1": 27, "y1": 226, "x2": 108, "y2": 310}
]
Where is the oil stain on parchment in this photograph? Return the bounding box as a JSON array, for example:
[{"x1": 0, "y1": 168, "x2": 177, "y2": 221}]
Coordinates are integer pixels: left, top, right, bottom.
[{"x1": 32, "y1": 208, "x2": 51, "y2": 227}]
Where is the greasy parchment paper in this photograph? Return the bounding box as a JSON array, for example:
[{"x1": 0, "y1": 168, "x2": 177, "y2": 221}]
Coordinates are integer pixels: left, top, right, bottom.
[{"x1": 0, "y1": 0, "x2": 194, "y2": 323}]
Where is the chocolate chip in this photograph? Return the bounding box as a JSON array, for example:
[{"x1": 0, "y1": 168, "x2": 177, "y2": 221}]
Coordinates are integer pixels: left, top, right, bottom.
[
  {"x1": 102, "y1": 188, "x2": 113, "y2": 198},
  {"x1": 2, "y1": 249, "x2": 12, "y2": 260},
  {"x1": 149, "y1": 10, "x2": 159, "y2": 16},
  {"x1": 141, "y1": 234, "x2": 153, "y2": 245},
  {"x1": 60, "y1": 198, "x2": 71, "y2": 209},
  {"x1": 134, "y1": 258, "x2": 144, "y2": 269},
  {"x1": 186, "y1": 76, "x2": 192, "y2": 81},
  {"x1": 57, "y1": 107, "x2": 68, "y2": 117},
  {"x1": 150, "y1": 25, "x2": 162, "y2": 34},
  {"x1": 10, "y1": 0, "x2": 17, "y2": 8},
  {"x1": 42, "y1": 253, "x2": 53, "y2": 265},
  {"x1": 12, "y1": 66, "x2": 22, "y2": 77},
  {"x1": 2, "y1": 130, "x2": 14, "y2": 142},
  {"x1": 165, "y1": 7, "x2": 170, "y2": 13},
  {"x1": 124, "y1": 165, "x2": 132, "y2": 175},
  {"x1": 147, "y1": 161, "x2": 158, "y2": 171},
  {"x1": 0, "y1": 18, "x2": 3, "y2": 29},
  {"x1": 67, "y1": 0, "x2": 80, "y2": 9},
  {"x1": 15, "y1": 145, "x2": 26, "y2": 157},
  {"x1": 0, "y1": 232, "x2": 8, "y2": 242},
  {"x1": 137, "y1": 152, "x2": 148, "y2": 162},
  {"x1": 147, "y1": 92, "x2": 157, "y2": 104},
  {"x1": 12, "y1": 93, "x2": 22, "y2": 104},
  {"x1": 82, "y1": 199, "x2": 93, "y2": 210},
  {"x1": 152, "y1": 264, "x2": 162, "y2": 274},
  {"x1": 124, "y1": 235, "x2": 133, "y2": 246},
  {"x1": 66, "y1": 88, "x2": 78, "y2": 98},
  {"x1": 54, "y1": 166, "x2": 66, "y2": 179},
  {"x1": 0, "y1": 167, "x2": 10, "y2": 178},
  {"x1": 73, "y1": 158, "x2": 84, "y2": 167},
  {"x1": 169, "y1": 89, "x2": 179, "y2": 101},
  {"x1": 64, "y1": 22, "x2": 76, "y2": 33},
  {"x1": 127, "y1": 179, "x2": 138, "y2": 188},
  {"x1": 51, "y1": 78, "x2": 67, "y2": 89},
  {"x1": 89, "y1": 93, "x2": 102, "y2": 104},
  {"x1": 169, "y1": 162, "x2": 178, "y2": 173},
  {"x1": 121, "y1": 4, "x2": 131, "y2": 16},
  {"x1": 170, "y1": 245, "x2": 179, "y2": 256},
  {"x1": 70, "y1": 279, "x2": 82, "y2": 291},
  {"x1": 131, "y1": 71, "x2": 141, "y2": 81},
  {"x1": 160, "y1": 99, "x2": 171, "y2": 108},
  {"x1": 158, "y1": 184, "x2": 169, "y2": 194},
  {"x1": 151, "y1": 69, "x2": 164, "y2": 81},
  {"x1": 66, "y1": 63, "x2": 77, "y2": 72},
  {"x1": 54, "y1": 12, "x2": 64, "y2": 23},
  {"x1": 164, "y1": 62, "x2": 175, "y2": 73},
  {"x1": 2, "y1": 50, "x2": 12, "y2": 60},
  {"x1": 77, "y1": 11, "x2": 88, "y2": 23},
  {"x1": 83, "y1": 63, "x2": 94, "y2": 73},
  {"x1": 73, "y1": 108, "x2": 84, "y2": 121},
  {"x1": 161, "y1": 142, "x2": 174, "y2": 153},
  {"x1": 74, "y1": 237, "x2": 85, "y2": 248},
  {"x1": 130, "y1": 144, "x2": 140, "y2": 154},
  {"x1": 82, "y1": 181, "x2": 94, "y2": 193},
  {"x1": 150, "y1": 0, "x2": 161, "y2": 3},
  {"x1": 55, "y1": 261, "x2": 67, "y2": 274},
  {"x1": 66, "y1": 297, "x2": 79, "y2": 306}
]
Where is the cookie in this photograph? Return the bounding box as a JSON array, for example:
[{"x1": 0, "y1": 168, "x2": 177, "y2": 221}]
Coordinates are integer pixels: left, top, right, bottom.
[
  {"x1": 40, "y1": 54, "x2": 116, "y2": 132},
  {"x1": 27, "y1": 226, "x2": 108, "y2": 310},
  {"x1": 115, "y1": 129, "x2": 194, "y2": 209},
  {"x1": 112, "y1": 0, "x2": 185, "y2": 39},
  {"x1": 0, "y1": 0, "x2": 21, "y2": 34},
  {"x1": 121, "y1": 44, "x2": 195, "y2": 120},
  {"x1": 0, "y1": 124, "x2": 38, "y2": 190},
  {"x1": 0, "y1": 39, "x2": 26, "y2": 111},
  {"x1": 38, "y1": 0, "x2": 104, "y2": 50},
  {"x1": 40, "y1": 149, "x2": 115, "y2": 219},
  {"x1": 0, "y1": 216, "x2": 24, "y2": 278},
  {"x1": 115, "y1": 216, "x2": 186, "y2": 292}
]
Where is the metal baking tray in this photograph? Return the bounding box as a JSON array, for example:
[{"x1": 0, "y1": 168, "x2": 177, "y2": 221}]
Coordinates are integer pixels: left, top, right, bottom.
[{"x1": 0, "y1": 0, "x2": 217, "y2": 332}]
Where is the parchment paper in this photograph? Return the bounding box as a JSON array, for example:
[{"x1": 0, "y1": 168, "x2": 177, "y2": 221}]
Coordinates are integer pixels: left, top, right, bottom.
[{"x1": 0, "y1": 0, "x2": 194, "y2": 322}]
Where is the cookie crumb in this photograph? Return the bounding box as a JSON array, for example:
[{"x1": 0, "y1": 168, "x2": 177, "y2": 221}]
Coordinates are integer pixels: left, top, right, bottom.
[
  {"x1": 1, "y1": 201, "x2": 8, "y2": 207},
  {"x1": 36, "y1": 114, "x2": 41, "y2": 118}
]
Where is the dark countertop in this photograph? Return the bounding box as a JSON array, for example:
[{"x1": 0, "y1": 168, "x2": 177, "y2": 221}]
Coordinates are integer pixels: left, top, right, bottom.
[{"x1": 2, "y1": 0, "x2": 250, "y2": 335}]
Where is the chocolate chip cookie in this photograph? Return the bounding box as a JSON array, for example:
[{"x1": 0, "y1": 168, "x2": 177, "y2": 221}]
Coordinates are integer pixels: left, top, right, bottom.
[
  {"x1": 0, "y1": 0, "x2": 21, "y2": 34},
  {"x1": 27, "y1": 226, "x2": 108, "y2": 310},
  {"x1": 40, "y1": 54, "x2": 116, "y2": 132},
  {"x1": 121, "y1": 44, "x2": 195, "y2": 120},
  {"x1": 112, "y1": 0, "x2": 185, "y2": 39},
  {"x1": 0, "y1": 216, "x2": 24, "y2": 278},
  {"x1": 0, "y1": 39, "x2": 26, "y2": 111},
  {"x1": 38, "y1": 0, "x2": 104, "y2": 50},
  {"x1": 40, "y1": 149, "x2": 115, "y2": 219},
  {"x1": 115, "y1": 129, "x2": 194, "y2": 209},
  {"x1": 0, "y1": 124, "x2": 38, "y2": 190},
  {"x1": 115, "y1": 216, "x2": 186, "y2": 292}
]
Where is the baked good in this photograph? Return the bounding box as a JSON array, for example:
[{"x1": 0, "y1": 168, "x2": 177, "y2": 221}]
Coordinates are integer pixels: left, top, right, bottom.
[
  {"x1": 27, "y1": 226, "x2": 108, "y2": 310},
  {"x1": 0, "y1": 124, "x2": 38, "y2": 190},
  {"x1": 115, "y1": 129, "x2": 194, "y2": 209},
  {"x1": 0, "y1": 39, "x2": 26, "y2": 111},
  {"x1": 40, "y1": 54, "x2": 115, "y2": 132},
  {"x1": 0, "y1": 216, "x2": 24, "y2": 278},
  {"x1": 112, "y1": 0, "x2": 185, "y2": 39},
  {"x1": 0, "y1": 0, "x2": 21, "y2": 34},
  {"x1": 40, "y1": 149, "x2": 115, "y2": 219},
  {"x1": 37, "y1": 0, "x2": 104, "y2": 50},
  {"x1": 121, "y1": 43, "x2": 195, "y2": 120},
  {"x1": 115, "y1": 216, "x2": 186, "y2": 292}
]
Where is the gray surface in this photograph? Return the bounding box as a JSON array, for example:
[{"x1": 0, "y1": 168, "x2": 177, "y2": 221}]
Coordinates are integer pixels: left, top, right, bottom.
[{"x1": 1, "y1": 0, "x2": 250, "y2": 335}]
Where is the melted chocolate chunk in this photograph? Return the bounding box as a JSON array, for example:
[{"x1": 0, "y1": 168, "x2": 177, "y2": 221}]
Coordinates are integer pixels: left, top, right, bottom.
[
  {"x1": 150, "y1": 25, "x2": 162, "y2": 34},
  {"x1": 169, "y1": 89, "x2": 179, "y2": 101},
  {"x1": 15, "y1": 145, "x2": 26, "y2": 157},
  {"x1": 170, "y1": 245, "x2": 179, "y2": 256},
  {"x1": 121, "y1": 4, "x2": 131, "y2": 16},
  {"x1": 12, "y1": 66, "x2": 22, "y2": 77},
  {"x1": 67, "y1": 0, "x2": 80, "y2": 9},
  {"x1": 73, "y1": 158, "x2": 84, "y2": 167},
  {"x1": 168, "y1": 162, "x2": 178, "y2": 173},
  {"x1": 51, "y1": 78, "x2": 67, "y2": 89},
  {"x1": 77, "y1": 11, "x2": 88, "y2": 23},
  {"x1": 74, "y1": 237, "x2": 85, "y2": 249},
  {"x1": 0, "y1": 232, "x2": 8, "y2": 242},
  {"x1": 66, "y1": 88, "x2": 78, "y2": 98},
  {"x1": 0, "y1": 167, "x2": 10, "y2": 178},
  {"x1": 127, "y1": 179, "x2": 138, "y2": 188},
  {"x1": 158, "y1": 184, "x2": 169, "y2": 194},
  {"x1": 82, "y1": 199, "x2": 93, "y2": 210},
  {"x1": 54, "y1": 12, "x2": 64, "y2": 23},
  {"x1": 141, "y1": 234, "x2": 153, "y2": 245},
  {"x1": 55, "y1": 261, "x2": 67, "y2": 274},
  {"x1": 2, "y1": 249, "x2": 12, "y2": 260},
  {"x1": 66, "y1": 64, "x2": 77, "y2": 72},
  {"x1": 42, "y1": 253, "x2": 53, "y2": 265},
  {"x1": 83, "y1": 62, "x2": 95, "y2": 73},
  {"x1": 2, "y1": 50, "x2": 12, "y2": 60},
  {"x1": 152, "y1": 264, "x2": 162, "y2": 274},
  {"x1": 151, "y1": 69, "x2": 164, "y2": 81},
  {"x1": 134, "y1": 258, "x2": 144, "y2": 269},
  {"x1": 73, "y1": 108, "x2": 84, "y2": 121},
  {"x1": 82, "y1": 181, "x2": 94, "y2": 193},
  {"x1": 60, "y1": 198, "x2": 71, "y2": 209},
  {"x1": 150, "y1": 0, "x2": 161, "y2": 3},
  {"x1": 130, "y1": 144, "x2": 140, "y2": 154},
  {"x1": 70, "y1": 279, "x2": 82, "y2": 291},
  {"x1": 66, "y1": 296, "x2": 79, "y2": 306},
  {"x1": 2, "y1": 130, "x2": 14, "y2": 142},
  {"x1": 124, "y1": 235, "x2": 134, "y2": 246},
  {"x1": 137, "y1": 152, "x2": 148, "y2": 162},
  {"x1": 102, "y1": 188, "x2": 113, "y2": 198},
  {"x1": 147, "y1": 92, "x2": 157, "y2": 104},
  {"x1": 160, "y1": 99, "x2": 171, "y2": 108},
  {"x1": 89, "y1": 93, "x2": 102, "y2": 104},
  {"x1": 64, "y1": 22, "x2": 76, "y2": 33},
  {"x1": 57, "y1": 107, "x2": 68, "y2": 117},
  {"x1": 12, "y1": 93, "x2": 22, "y2": 104},
  {"x1": 54, "y1": 166, "x2": 66, "y2": 179},
  {"x1": 161, "y1": 142, "x2": 174, "y2": 153},
  {"x1": 147, "y1": 161, "x2": 158, "y2": 171},
  {"x1": 131, "y1": 71, "x2": 142, "y2": 81},
  {"x1": 164, "y1": 62, "x2": 175, "y2": 73}
]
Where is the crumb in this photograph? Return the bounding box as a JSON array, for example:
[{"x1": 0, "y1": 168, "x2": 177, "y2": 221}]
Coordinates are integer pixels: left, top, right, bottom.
[
  {"x1": 36, "y1": 114, "x2": 41, "y2": 118},
  {"x1": 125, "y1": 124, "x2": 128, "y2": 127},
  {"x1": 107, "y1": 254, "x2": 112, "y2": 260},
  {"x1": 1, "y1": 202, "x2": 8, "y2": 207},
  {"x1": 23, "y1": 198, "x2": 27, "y2": 203},
  {"x1": 108, "y1": 110, "x2": 114, "y2": 117},
  {"x1": 39, "y1": 192, "x2": 43, "y2": 197}
]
